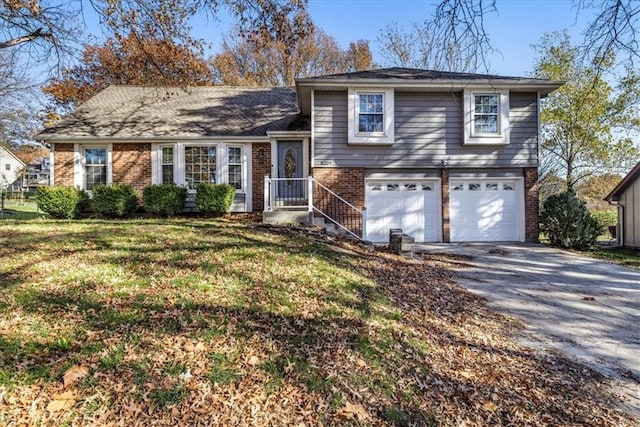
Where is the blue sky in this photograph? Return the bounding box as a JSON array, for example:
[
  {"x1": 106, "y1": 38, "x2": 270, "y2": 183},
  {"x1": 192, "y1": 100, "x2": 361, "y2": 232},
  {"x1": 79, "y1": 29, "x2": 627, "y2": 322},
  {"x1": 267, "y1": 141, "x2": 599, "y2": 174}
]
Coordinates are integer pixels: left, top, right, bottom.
[{"x1": 183, "y1": 0, "x2": 593, "y2": 77}]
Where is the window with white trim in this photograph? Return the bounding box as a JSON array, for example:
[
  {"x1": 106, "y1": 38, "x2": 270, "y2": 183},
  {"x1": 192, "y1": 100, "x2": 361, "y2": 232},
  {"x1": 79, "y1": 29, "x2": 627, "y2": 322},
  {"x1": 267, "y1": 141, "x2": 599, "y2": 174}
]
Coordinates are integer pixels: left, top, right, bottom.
[
  {"x1": 359, "y1": 94, "x2": 384, "y2": 133},
  {"x1": 185, "y1": 146, "x2": 217, "y2": 189},
  {"x1": 227, "y1": 146, "x2": 243, "y2": 190},
  {"x1": 463, "y1": 89, "x2": 510, "y2": 145},
  {"x1": 473, "y1": 95, "x2": 499, "y2": 134},
  {"x1": 4, "y1": 163, "x2": 9, "y2": 171},
  {"x1": 348, "y1": 88, "x2": 394, "y2": 144},
  {"x1": 161, "y1": 146, "x2": 174, "y2": 184},
  {"x1": 84, "y1": 147, "x2": 107, "y2": 190}
]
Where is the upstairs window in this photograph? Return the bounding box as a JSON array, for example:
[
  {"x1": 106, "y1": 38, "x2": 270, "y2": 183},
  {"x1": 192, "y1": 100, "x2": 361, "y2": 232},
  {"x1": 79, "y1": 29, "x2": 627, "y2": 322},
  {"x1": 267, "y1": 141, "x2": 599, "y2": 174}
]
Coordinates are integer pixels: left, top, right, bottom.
[
  {"x1": 358, "y1": 94, "x2": 384, "y2": 133},
  {"x1": 463, "y1": 89, "x2": 509, "y2": 145},
  {"x1": 348, "y1": 88, "x2": 394, "y2": 144},
  {"x1": 474, "y1": 95, "x2": 499, "y2": 135}
]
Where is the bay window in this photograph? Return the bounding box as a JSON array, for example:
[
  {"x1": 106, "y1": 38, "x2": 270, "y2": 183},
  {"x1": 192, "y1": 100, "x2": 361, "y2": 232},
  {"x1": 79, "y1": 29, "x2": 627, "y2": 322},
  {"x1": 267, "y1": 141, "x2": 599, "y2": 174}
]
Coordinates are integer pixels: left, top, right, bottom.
[
  {"x1": 185, "y1": 146, "x2": 217, "y2": 189},
  {"x1": 161, "y1": 146, "x2": 174, "y2": 184}
]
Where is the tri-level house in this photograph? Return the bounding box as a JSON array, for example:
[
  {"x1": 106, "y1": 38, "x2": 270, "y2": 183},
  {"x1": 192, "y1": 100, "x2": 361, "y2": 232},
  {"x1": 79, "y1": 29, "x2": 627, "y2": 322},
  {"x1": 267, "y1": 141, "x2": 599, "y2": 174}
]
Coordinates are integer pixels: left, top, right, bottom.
[{"x1": 37, "y1": 68, "x2": 563, "y2": 243}]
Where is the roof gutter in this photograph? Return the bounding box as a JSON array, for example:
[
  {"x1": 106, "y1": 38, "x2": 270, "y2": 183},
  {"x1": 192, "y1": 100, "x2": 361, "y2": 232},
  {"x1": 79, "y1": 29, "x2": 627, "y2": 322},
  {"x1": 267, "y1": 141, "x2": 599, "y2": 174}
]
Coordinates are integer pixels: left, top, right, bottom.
[{"x1": 38, "y1": 135, "x2": 273, "y2": 143}]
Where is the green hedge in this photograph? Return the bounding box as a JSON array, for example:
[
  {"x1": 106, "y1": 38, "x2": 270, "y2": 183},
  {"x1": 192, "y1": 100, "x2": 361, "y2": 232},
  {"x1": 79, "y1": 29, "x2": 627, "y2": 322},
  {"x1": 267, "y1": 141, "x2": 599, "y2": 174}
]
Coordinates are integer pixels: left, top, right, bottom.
[
  {"x1": 92, "y1": 184, "x2": 139, "y2": 218},
  {"x1": 34, "y1": 186, "x2": 89, "y2": 219},
  {"x1": 195, "y1": 183, "x2": 235, "y2": 217},
  {"x1": 142, "y1": 184, "x2": 187, "y2": 217}
]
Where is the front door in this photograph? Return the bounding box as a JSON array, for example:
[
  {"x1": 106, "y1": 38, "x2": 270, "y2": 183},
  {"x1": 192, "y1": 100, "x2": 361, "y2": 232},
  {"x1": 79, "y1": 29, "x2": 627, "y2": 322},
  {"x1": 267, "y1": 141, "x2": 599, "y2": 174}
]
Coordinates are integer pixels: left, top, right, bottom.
[{"x1": 277, "y1": 141, "x2": 304, "y2": 200}]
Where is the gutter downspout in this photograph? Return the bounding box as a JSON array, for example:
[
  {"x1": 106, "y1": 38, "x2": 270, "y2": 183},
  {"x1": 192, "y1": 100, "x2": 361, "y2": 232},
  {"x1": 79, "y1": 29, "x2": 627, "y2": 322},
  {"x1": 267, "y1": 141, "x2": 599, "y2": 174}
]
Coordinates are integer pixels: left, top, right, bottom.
[{"x1": 607, "y1": 199, "x2": 623, "y2": 246}]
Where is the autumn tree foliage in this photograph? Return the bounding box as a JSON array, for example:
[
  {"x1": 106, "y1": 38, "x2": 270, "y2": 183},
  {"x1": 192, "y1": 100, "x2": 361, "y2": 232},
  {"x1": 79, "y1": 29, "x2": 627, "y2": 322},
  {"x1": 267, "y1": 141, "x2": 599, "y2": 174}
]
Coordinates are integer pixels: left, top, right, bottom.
[
  {"x1": 534, "y1": 31, "x2": 640, "y2": 191},
  {"x1": 212, "y1": 14, "x2": 373, "y2": 87},
  {"x1": 42, "y1": 34, "x2": 214, "y2": 109}
]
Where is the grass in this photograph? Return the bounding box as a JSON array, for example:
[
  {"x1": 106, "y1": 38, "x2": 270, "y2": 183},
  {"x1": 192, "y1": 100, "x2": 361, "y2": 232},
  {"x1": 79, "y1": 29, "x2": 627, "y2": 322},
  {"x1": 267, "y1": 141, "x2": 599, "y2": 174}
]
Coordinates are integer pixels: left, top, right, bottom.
[
  {"x1": 0, "y1": 199, "x2": 45, "y2": 220},
  {"x1": 0, "y1": 217, "x2": 635, "y2": 426},
  {"x1": 585, "y1": 246, "x2": 640, "y2": 270}
]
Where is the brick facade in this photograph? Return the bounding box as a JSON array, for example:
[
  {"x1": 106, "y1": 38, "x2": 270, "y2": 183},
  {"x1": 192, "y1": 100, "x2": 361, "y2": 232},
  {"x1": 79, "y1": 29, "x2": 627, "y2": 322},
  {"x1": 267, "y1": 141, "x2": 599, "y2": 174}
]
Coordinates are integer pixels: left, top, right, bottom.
[
  {"x1": 251, "y1": 143, "x2": 271, "y2": 212},
  {"x1": 524, "y1": 167, "x2": 539, "y2": 242},
  {"x1": 440, "y1": 168, "x2": 450, "y2": 243},
  {"x1": 312, "y1": 167, "x2": 365, "y2": 234},
  {"x1": 53, "y1": 143, "x2": 75, "y2": 186},
  {"x1": 312, "y1": 168, "x2": 365, "y2": 209},
  {"x1": 112, "y1": 143, "x2": 152, "y2": 193}
]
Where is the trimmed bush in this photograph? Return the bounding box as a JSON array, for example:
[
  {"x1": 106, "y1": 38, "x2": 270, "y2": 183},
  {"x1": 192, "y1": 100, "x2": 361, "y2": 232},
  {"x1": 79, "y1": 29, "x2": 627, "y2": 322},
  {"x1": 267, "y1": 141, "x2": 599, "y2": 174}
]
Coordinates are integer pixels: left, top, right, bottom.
[
  {"x1": 92, "y1": 184, "x2": 139, "y2": 218},
  {"x1": 35, "y1": 186, "x2": 89, "y2": 219},
  {"x1": 195, "y1": 183, "x2": 235, "y2": 217},
  {"x1": 540, "y1": 191, "x2": 601, "y2": 249},
  {"x1": 143, "y1": 184, "x2": 187, "y2": 217}
]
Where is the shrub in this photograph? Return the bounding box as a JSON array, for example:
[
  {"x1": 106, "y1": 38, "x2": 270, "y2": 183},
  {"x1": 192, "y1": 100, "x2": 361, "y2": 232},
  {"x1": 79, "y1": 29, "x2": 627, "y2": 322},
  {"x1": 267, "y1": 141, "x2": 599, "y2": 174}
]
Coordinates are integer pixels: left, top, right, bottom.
[
  {"x1": 92, "y1": 184, "x2": 139, "y2": 217},
  {"x1": 540, "y1": 191, "x2": 601, "y2": 249},
  {"x1": 142, "y1": 184, "x2": 187, "y2": 217},
  {"x1": 195, "y1": 183, "x2": 235, "y2": 217},
  {"x1": 35, "y1": 186, "x2": 89, "y2": 219}
]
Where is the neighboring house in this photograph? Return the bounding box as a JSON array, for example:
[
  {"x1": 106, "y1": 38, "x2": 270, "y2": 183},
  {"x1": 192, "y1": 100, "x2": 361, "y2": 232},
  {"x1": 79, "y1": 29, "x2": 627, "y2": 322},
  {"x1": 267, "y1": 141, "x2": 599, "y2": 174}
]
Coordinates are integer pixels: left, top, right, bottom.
[
  {"x1": 14, "y1": 145, "x2": 51, "y2": 192},
  {"x1": 605, "y1": 162, "x2": 640, "y2": 249},
  {"x1": 36, "y1": 68, "x2": 563, "y2": 243},
  {"x1": 0, "y1": 145, "x2": 26, "y2": 191},
  {"x1": 21, "y1": 156, "x2": 51, "y2": 192}
]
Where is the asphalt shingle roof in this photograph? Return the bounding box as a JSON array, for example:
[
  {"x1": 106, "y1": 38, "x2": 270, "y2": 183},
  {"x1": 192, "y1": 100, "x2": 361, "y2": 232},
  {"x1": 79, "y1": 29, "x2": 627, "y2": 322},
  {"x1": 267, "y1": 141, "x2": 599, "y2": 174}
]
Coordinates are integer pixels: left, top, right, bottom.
[
  {"x1": 38, "y1": 86, "x2": 302, "y2": 140},
  {"x1": 297, "y1": 67, "x2": 545, "y2": 82}
]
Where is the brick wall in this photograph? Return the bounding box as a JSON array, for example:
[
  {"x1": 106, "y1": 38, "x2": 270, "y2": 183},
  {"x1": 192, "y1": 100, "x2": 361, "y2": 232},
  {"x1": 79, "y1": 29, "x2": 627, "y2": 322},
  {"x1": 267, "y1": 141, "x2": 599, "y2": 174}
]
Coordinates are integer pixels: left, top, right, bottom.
[
  {"x1": 112, "y1": 143, "x2": 152, "y2": 193},
  {"x1": 312, "y1": 168, "x2": 365, "y2": 209},
  {"x1": 441, "y1": 168, "x2": 450, "y2": 243},
  {"x1": 251, "y1": 143, "x2": 271, "y2": 212},
  {"x1": 524, "y1": 167, "x2": 539, "y2": 242},
  {"x1": 312, "y1": 168, "x2": 365, "y2": 235},
  {"x1": 53, "y1": 143, "x2": 75, "y2": 186}
]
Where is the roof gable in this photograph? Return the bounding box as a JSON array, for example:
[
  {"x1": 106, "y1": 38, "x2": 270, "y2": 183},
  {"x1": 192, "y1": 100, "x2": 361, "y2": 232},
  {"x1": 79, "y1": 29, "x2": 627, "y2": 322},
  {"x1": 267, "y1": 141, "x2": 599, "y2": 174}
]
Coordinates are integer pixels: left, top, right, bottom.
[
  {"x1": 37, "y1": 86, "x2": 303, "y2": 141},
  {"x1": 605, "y1": 161, "x2": 640, "y2": 201},
  {"x1": 0, "y1": 146, "x2": 26, "y2": 166}
]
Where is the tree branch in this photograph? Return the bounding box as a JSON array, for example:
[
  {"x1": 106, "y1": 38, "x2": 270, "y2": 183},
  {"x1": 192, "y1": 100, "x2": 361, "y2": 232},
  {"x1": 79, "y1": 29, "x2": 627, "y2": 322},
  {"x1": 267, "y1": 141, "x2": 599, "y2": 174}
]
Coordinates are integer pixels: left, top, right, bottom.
[{"x1": 0, "y1": 28, "x2": 52, "y2": 49}]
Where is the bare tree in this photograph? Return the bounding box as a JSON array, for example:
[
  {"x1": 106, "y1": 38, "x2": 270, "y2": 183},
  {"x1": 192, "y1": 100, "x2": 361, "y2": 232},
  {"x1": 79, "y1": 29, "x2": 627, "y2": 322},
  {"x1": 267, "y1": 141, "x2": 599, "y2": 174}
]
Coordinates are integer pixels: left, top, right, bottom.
[
  {"x1": 578, "y1": 0, "x2": 640, "y2": 67},
  {"x1": 422, "y1": 0, "x2": 639, "y2": 71},
  {"x1": 377, "y1": 22, "x2": 479, "y2": 71}
]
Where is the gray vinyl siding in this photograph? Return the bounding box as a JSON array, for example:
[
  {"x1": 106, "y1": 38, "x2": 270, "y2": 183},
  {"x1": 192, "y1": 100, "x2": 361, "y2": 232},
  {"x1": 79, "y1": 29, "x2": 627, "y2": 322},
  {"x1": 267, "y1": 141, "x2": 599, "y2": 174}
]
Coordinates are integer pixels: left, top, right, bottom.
[
  {"x1": 313, "y1": 91, "x2": 539, "y2": 168},
  {"x1": 620, "y1": 181, "x2": 640, "y2": 248}
]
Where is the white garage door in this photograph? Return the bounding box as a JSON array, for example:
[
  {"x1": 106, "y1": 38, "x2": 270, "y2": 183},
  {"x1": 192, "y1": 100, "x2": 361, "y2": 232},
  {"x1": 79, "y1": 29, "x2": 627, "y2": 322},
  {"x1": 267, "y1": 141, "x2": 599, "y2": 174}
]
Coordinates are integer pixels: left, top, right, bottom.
[
  {"x1": 365, "y1": 180, "x2": 440, "y2": 243},
  {"x1": 450, "y1": 179, "x2": 523, "y2": 242}
]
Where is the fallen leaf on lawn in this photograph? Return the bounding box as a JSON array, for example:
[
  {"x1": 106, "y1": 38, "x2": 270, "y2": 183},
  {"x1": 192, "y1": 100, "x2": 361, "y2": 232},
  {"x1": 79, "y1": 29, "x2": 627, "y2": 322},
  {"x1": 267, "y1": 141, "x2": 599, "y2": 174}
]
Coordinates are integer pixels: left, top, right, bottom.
[
  {"x1": 63, "y1": 365, "x2": 89, "y2": 387},
  {"x1": 47, "y1": 391, "x2": 75, "y2": 412},
  {"x1": 483, "y1": 401, "x2": 498, "y2": 411},
  {"x1": 337, "y1": 402, "x2": 369, "y2": 421},
  {"x1": 248, "y1": 356, "x2": 260, "y2": 366},
  {"x1": 459, "y1": 370, "x2": 474, "y2": 379}
]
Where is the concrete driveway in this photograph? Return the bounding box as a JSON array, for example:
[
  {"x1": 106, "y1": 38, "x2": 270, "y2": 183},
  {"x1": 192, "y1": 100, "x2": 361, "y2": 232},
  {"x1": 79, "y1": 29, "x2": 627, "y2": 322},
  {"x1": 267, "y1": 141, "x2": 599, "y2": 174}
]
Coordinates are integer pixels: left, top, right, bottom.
[{"x1": 421, "y1": 243, "x2": 640, "y2": 417}]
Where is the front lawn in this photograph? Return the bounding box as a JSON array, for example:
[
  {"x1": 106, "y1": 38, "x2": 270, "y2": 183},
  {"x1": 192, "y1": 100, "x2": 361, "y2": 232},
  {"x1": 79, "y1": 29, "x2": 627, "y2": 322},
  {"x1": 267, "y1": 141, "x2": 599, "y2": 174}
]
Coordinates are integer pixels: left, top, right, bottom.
[
  {"x1": 0, "y1": 218, "x2": 634, "y2": 425},
  {"x1": 585, "y1": 246, "x2": 640, "y2": 270}
]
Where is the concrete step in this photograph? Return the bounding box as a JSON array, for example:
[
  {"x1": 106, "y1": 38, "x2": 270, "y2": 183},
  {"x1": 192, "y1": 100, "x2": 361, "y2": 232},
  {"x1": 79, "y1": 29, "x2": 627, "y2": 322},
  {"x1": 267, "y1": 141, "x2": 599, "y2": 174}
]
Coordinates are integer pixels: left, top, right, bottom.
[{"x1": 263, "y1": 210, "x2": 312, "y2": 225}]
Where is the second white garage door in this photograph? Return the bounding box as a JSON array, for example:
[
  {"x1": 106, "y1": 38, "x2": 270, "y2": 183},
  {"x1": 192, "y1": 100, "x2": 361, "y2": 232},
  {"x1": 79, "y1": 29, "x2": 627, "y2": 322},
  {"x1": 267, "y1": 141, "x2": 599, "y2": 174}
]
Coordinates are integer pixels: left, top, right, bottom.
[
  {"x1": 365, "y1": 180, "x2": 441, "y2": 243},
  {"x1": 450, "y1": 179, "x2": 524, "y2": 242}
]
